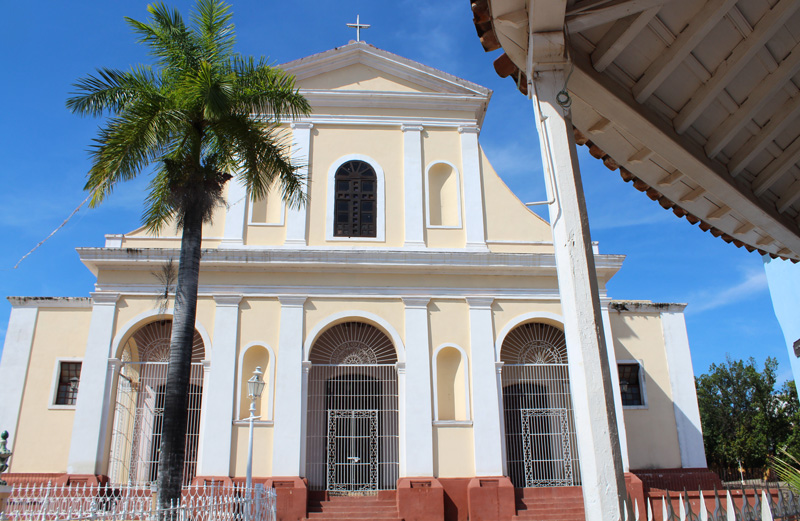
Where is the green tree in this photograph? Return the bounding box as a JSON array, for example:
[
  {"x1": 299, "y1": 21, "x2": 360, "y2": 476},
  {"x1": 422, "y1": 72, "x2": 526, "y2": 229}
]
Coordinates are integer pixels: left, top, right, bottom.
[
  {"x1": 66, "y1": 0, "x2": 309, "y2": 509},
  {"x1": 695, "y1": 356, "x2": 795, "y2": 470}
]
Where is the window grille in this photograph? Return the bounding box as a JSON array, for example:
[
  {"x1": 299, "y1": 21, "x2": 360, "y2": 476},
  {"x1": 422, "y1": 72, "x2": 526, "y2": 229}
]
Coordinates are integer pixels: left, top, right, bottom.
[
  {"x1": 334, "y1": 160, "x2": 377, "y2": 238},
  {"x1": 500, "y1": 322, "x2": 580, "y2": 488},
  {"x1": 55, "y1": 362, "x2": 82, "y2": 405},
  {"x1": 618, "y1": 363, "x2": 644, "y2": 406}
]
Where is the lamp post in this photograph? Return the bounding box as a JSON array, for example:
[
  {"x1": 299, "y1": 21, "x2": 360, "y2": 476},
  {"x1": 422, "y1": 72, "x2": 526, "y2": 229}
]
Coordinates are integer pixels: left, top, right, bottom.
[{"x1": 245, "y1": 367, "x2": 265, "y2": 492}]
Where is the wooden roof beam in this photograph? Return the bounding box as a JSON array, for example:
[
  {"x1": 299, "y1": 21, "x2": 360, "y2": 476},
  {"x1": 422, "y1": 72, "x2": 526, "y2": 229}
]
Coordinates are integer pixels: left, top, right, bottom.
[
  {"x1": 778, "y1": 179, "x2": 800, "y2": 214},
  {"x1": 673, "y1": 0, "x2": 800, "y2": 134},
  {"x1": 591, "y1": 7, "x2": 661, "y2": 73},
  {"x1": 727, "y1": 93, "x2": 800, "y2": 177},
  {"x1": 632, "y1": 0, "x2": 738, "y2": 104},
  {"x1": 705, "y1": 41, "x2": 800, "y2": 158},
  {"x1": 752, "y1": 136, "x2": 800, "y2": 196},
  {"x1": 566, "y1": 0, "x2": 670, "y2": 32}
]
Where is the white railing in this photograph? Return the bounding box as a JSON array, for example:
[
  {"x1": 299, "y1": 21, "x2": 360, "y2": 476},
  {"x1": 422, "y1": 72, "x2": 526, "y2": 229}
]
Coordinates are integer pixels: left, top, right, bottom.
[
  {"x1": 2, "y1": 482, "x2": 275, "y2": 521},
  {"x1": 625, "y1": 486, "x2": 800, "y2": 521}
]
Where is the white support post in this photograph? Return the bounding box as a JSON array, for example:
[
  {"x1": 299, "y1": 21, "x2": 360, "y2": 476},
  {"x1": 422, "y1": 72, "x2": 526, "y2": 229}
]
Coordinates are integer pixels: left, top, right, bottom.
[
  {"x1": 601, "y1": 302, "x2": 630, "y2": 472},
  {"x1": 467, "y1": 297, "x2": 504, "y2": 476},
  {"x1": 221, "y1": 179, "x2": 247, "y2": 248},
  {"x1": 459, "y1": 126, "x2": 489, "y2": 251},
  {"x1": 285, "y1": 123, "x2": 313, "y2": 246},
  {"x1": 661, "y1": 308, "x2": 707, "y2": 468},
  {"x1": 0, "y1": 306, "x2": 38, "y2": 454},
  {"x1": 532, "y1": 68, "x2": 625, "y2": 520},
  {"x1": 271, "y1": 296, "x2": 307, "y2": 476},
  {"x1": 197, "y1": 294, "x2": 242, "y2": 476},
  {"x1": 402, "y1": 124, "x2": 426, "y2": 248},
  {"x1": 401, "y1": 297, "x2": 433, "y2": 476},
  {"x1": 67, "y1": 292, "x2": 120, "y2": 475}
]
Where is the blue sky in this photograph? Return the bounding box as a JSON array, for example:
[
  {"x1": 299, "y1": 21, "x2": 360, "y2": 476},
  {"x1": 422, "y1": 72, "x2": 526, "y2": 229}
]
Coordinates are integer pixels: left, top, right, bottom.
[{"x1": 0, "y1": 1, "x2": 791, "y2": 380}]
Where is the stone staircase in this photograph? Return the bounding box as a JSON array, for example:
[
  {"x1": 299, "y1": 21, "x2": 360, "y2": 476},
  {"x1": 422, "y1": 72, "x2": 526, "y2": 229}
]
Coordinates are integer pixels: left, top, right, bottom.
[
  {"x1": 304, "y1": 492, "x2": 403, "y2": 521},
  {"x1": 512, "y1": 486, "x2": 585, "y2": 521}
]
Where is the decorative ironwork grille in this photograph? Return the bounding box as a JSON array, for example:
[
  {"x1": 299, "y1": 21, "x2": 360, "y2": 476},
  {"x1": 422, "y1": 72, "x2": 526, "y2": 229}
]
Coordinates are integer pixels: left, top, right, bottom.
[
  {"x1": 334, "y1": 160, "x2": 377, "y2": 238},
  {"x1": 306, "y1": 323, "x2": 398, "y2": 492},
  {"x1": 108, "y1": 321, "x2": 204, "y2": 486},
  {"x1": 501, "y1": 323, "x2": 581, "y2": 488}
]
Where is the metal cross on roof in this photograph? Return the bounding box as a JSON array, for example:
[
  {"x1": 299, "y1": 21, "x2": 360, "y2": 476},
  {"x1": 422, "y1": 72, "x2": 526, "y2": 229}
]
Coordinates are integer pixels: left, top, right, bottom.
[{"x1": 346, "y1": 15, "x2": 370, "y2": 42}]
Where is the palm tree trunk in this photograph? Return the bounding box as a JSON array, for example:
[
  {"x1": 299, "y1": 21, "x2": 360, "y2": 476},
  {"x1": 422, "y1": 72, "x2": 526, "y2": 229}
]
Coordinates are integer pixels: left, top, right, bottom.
[{"x1": 157, "y1": 204, "x2": 204, "y2": 513}]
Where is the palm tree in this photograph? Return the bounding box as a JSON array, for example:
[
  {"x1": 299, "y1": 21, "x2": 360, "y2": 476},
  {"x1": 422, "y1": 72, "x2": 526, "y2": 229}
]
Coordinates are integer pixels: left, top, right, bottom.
[{"x1": 66, "y1": 0, "x2": 309, "y2": 510}]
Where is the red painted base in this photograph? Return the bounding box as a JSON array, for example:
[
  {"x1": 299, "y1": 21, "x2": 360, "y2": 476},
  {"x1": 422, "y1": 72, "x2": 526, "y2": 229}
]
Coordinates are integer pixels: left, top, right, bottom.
[
  {"x1": 397, "y1": 477, "x2": 444, "y2": 521},
  {"x1": 467, "y1": 477, "x2": 516, "y2": 521},
  {"x1": 265, "y1": 476, "x2": 307, "y2": 521}
]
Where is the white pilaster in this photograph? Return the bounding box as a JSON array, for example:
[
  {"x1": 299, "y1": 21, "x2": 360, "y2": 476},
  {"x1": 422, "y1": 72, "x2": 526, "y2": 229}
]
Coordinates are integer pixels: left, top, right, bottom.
[
  {"x1": 458, "y1": 126, "x2": 488, "y2": 251},
  {"x1": 67, "y1": 292, "x2": 120, "y2": 475},
  {"x1": 532, "y1": 68, "x2": 625, "y2": 519},
  {"x1": 467, "y1": 297, "x2": 504, "y2": 476},
  {"x1": 0, "y1": 306, "x2": 38, "y2": 454},
  {"x1": 272, "y1": 296, "x2": 307, "y2": 476},
  {"x1": 197, "y1": 294, "x2": 242, "y2": 476},
  {"x1": 221, "y1": 179, "x2": 247, "y2": 247},
  {"x1": 600, "y1": 303, "x2": 630, "y2": 472},
  {"x1": 401, "y1": 297, "x2": 433, "y2": 476},
  {"x1": 402, "y1": 124, "x2": 426, "y2": 248},
  {"x1": 285, "y1": 123, "x2": 313, "y2": 246},
  {"x1": 661, "y1": 309, "x2": 707, "y2": 468}
]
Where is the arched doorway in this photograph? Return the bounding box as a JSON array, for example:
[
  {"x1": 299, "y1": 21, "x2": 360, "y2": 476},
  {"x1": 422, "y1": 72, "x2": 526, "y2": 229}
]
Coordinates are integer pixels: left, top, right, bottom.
[
  {"x1": 500, "y1": 322, "x2": 581, "y2": 488},
  {"x1": 305, "y1": 322, "x2": 399, "y2": 493},
  {"x1": 107, "y1": 320, "x2": 204, "y2": 485}
]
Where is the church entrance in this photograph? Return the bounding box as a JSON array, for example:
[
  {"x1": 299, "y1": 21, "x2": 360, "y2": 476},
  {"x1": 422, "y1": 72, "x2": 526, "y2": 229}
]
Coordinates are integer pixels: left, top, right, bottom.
[
  {"x1": 500, "y1": 322, "x2": 581, "y2": 488},
  {"x1": 107, "y1": 320, "x2": 204, "y2": 486},
  {"x1": 306, "y1": 322, "x2": 399, "y2": 493}
]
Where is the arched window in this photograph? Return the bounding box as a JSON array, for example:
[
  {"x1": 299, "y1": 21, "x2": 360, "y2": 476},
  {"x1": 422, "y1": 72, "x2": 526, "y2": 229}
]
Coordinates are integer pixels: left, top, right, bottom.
[{"x1": 333, "y1": 160, "x2": 378, "y2": 238}]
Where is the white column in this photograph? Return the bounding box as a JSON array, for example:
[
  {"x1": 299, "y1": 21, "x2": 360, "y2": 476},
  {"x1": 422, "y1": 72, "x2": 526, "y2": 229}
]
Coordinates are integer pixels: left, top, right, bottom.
[
  {"x1": 197, "y1": 294, "x2": 242, "y2": 476},
  {"x1": 221, "y1": 179, "x2": 247, "y2": 247},
  {"x1": 0, "y1": 305, "x2": 38, "y2": 453},
  {"x1": 600, "y1": 303, "x2": 630, "y2": 472},
  {"x1": 402, "y1": 124, "x2": 426, "y2": 248},
  {"x1": 661, "y1": 308, "x2": 707, "y2": 468},
  {"x1": 458, "y1": 126, "x2": 488, "y2": 251},
  {"x1": 467, "y1": 297, "x2": 504, "y2": 476},
  {"x1": 532, "y1": 68, "x2": 625, "y2": 520},
  {"x1": 401, "y1": 297, "x2": 433, "y2": 476},
  {"x1": 67, "y1": 292, "x2": 120, "y2": 475},
  {"x1": 285, "y1": 123, "x2": 313, "y2": 246},
  {"x1": 271, "y1": 296, "x2": 307, "y2": 476}
]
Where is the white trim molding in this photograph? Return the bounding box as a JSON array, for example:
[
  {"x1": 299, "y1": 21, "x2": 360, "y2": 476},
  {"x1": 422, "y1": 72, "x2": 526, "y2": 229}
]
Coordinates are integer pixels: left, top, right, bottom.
[
  {"x1": 425, "y1": 160, "x2": 464, "y2": 230},
  {"x1": 109, "y1": 308, "x2": 213, "y2": 362},
  {"x1": 0, "y1": 305, "x2": 39, "y2": 454},
  {"x1": 402, "y1": 124, "x2": 426, "y2": 248},
  {"x1": 325, "y1": 154, "x2": 386, "y2": 243},
  {"x1": 432, "y1": 343, "x2": 471, "y2": 422}
]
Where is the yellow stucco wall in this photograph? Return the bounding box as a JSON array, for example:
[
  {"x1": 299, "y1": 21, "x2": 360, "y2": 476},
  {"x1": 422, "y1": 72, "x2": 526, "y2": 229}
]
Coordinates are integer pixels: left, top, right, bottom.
[
  {"x1": 434, "y1": 426, "x2": 475, "y2": 477},
  {"x1": 11, "y1": 307, "x2": 92, "y2": 473},
  {"x1": 231, "y1": 425, "x2": 273, "y2": 477},
  {"x1": 296, "y1": 63, "x2": 434, "y2": 93},
  {"x1": 609, "y1": 310, "x2": 682, "y2": 469}
]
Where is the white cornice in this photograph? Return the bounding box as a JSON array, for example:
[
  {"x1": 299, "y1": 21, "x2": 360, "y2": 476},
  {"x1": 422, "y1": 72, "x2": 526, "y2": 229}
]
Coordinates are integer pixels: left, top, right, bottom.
[
  {"x1": 608, "y1": 301, "x2": 688, "y2": 314},
  {"x1": 7, "y1": 296, "x2": 93, "y2": 309},
  {"x1": 78, "y1": 247, "x2": 625, "y2": 278}
]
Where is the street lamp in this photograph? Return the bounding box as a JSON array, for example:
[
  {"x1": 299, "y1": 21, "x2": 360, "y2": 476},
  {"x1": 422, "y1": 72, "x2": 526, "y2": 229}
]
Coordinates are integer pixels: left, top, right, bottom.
[{"x1": 245, "y1": 366, "x2": 265, "y2": 493}]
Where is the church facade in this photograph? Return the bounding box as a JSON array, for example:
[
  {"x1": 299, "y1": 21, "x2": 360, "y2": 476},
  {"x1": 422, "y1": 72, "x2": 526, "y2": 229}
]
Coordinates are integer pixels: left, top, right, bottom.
[{"x1": 0, "y1": 43, "x2": 708, "y2": 520}]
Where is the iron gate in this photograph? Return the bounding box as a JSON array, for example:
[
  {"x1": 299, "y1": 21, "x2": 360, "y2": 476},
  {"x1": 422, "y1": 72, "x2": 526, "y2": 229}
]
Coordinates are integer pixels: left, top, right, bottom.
[
  {"x1": 501, "y1": 323, "x2": 581, "y2": 488},
  {"x1": 306, "y1": 322, "x2": 399, "y2": 492}
]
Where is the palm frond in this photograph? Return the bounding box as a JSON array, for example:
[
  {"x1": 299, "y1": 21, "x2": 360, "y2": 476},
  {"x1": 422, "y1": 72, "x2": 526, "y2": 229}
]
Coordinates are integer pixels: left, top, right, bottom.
[
  {"x1": 143, "y1": 160, "x2": 181, "y2": 232},
  {"x1": 192, "y1": 0, "x2": 235, "y2": 62},
  {"x1": 771, "y1": 448, "x2": 800, "y2": 493},
  {"x1": 229, "y1": 56, "x2": 311, "y2": 120},
  {"x1": 67, "y1": 67, "x2": 160, "y2": 117},
  {"x1": 126, "y1": 3, "x2": 199, "y2": 73}
]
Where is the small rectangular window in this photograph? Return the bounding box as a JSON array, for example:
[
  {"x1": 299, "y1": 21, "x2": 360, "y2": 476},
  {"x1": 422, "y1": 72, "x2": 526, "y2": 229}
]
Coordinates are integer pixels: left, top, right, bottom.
[
  {"x1": 55, "y1": 361, "x2": 82, "y2": 405},
  {"x1": 618, "y1": 363, "x2": 644, "y2": 407}
]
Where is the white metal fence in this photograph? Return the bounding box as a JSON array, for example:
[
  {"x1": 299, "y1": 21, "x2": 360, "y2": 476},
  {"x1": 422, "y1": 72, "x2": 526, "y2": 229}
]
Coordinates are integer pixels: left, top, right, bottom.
[
  {"x1": 626, "y1": 487, "x2": 800, "y2": 521},
  {"x1": 2, "y1": 482, "x2": 275, "y2": 521}
]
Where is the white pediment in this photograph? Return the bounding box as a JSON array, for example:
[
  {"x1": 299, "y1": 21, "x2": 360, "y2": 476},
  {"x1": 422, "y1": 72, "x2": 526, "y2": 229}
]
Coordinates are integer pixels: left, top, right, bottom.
[{"x1": 280, "y1": 42, "x2": 491, "y2": 98}]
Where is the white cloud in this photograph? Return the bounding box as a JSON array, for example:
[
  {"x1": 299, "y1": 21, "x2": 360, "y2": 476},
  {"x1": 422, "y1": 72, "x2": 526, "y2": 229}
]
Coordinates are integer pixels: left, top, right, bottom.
[{"x1": 687, "y1": 268, "x2": 769, "y2": 313}]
